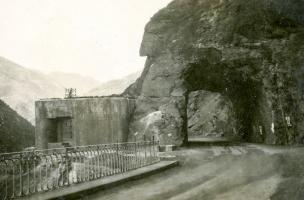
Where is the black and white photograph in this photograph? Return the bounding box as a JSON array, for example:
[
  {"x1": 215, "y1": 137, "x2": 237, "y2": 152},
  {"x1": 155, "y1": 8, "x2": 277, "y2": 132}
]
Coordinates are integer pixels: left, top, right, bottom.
[{"x1": 1, "y1": 0, "x2": 304, "y2": 199}]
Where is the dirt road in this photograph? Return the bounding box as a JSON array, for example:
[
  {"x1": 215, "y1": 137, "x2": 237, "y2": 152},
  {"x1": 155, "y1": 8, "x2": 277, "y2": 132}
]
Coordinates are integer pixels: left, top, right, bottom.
[{"x1": 82, "y1": 144, "x2": 304, "y2": 200}]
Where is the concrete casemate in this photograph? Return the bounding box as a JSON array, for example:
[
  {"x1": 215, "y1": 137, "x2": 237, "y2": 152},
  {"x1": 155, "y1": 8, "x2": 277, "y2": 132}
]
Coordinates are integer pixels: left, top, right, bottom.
[{"x1": 35, "y1": 97, "x2": 135, "y2": 149}]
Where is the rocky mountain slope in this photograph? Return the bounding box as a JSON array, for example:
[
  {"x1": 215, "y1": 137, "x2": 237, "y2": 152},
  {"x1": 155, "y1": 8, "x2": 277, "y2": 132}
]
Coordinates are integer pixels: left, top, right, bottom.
[
  {"x1": 0, "y1": 100, "x2": 34, "y2": 153},
  {"x1": 125, "y1": 0, "x2": 304, "y2": 145},
  {"x1": 0, "y1": 57, "x2": 64, "y2": 124},
  {"x1": 87, "y1": 71, "x2": 140, "y2": 96}
]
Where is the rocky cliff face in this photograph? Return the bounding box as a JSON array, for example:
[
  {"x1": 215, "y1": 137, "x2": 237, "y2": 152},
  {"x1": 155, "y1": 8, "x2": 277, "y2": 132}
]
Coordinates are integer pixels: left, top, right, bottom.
[{"x1": 125, "y1": 0, "x2": 304, "y2": 145}]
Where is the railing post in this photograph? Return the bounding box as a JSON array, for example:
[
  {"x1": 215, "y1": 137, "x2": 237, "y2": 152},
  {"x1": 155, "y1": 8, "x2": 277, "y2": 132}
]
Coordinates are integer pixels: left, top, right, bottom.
[
  {"x1": 75, "y1": 150, "x2": 80, "y2": 183},
  {"x1": 144, "y1": 135, "x2": 147, "y2": 165},
  {"x1": 44, "y1": 155, "x2": 48, "y2": 191},
  {"x1": 38, "y1": 154, "x2": 42, "y2": 191},
  {"x1": 88, "y1": 147, "x2": 95, "y2": 180},
  {"x1": 139, "y1": 142, "x2": 142, "y2": 167},
  {"x1": 132, "y1": 143, "x2": 135, "y2": 169},
  {"x1": 60, "y1": 154, "x2": 65, "y2": 187},
  {"x1": 101, "y1": 146, "x2": 105, "y2": 177},
  {"x1": 149, "y1": 139, "x2": 152, "y2": 164},
  {"x1": 126, "y1": 144, "x2": 129, "y2": 171},
  {"x1": 106, "y1": 146, "x2": 111, "y2": 176},
  {"x1": 68, "y1": 150, "x2": 73, "y2": 184},
  {"x1": 3, "y1": 159, "x2": 8, "y2": 199},
  {"x1": 128, "y1": 144, "x2": 131, "y2": 170},
  {"x1": 19, "y1": 153, "x2": 24, "y2": 197},
  {"x1": 116, "y1": 142, "x2": 120, "y2": 173},
  {"x1": 47, "y1": 153, "x2": 52, "y2": 188},
  {"x1": 94, "y1": 147, "x2": 98, "y2": 179},
  {"x1": 11, "y1": 159, "x2": 16, "y2": 198},
  {"x1": 134, "y1": 141, "x2": 138, "y2": 168},
  {"x1": 32, "y1": 152, "x2": 37, "y2": 193},
  {"x1": 96, "y1": 146, "x2": 100, "y2": 178},
  {"x1": 110, "y1": 145, "x2": 114, "y2": 175},
  {"x1": 86, "y1": 146, "x2": 93, "y2": 181},
  {"x1": 134, "y1": 137, "x2": 138, "y2": 169},
  {"x1": 123, "y1": 144, "x2": 126, "y2": 172},
  {"x1": 152, "y1": 136, "x2": 155, "y2": 160},
  {"x1": 54, "y1": 154, "x2": 60, "y2": 187},
  {"x1": 80, "y1": 151, "x2": 85, "y2": 182},
  {"x1": 26, "y1": 155, "x2": 30, "y2": 195},
  {"x1": 124, "y1": 144, "x2": 127, "y2": 171}
]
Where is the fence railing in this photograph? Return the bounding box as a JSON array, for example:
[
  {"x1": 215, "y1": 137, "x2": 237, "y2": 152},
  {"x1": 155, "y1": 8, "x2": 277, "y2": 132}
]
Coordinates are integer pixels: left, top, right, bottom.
[{"x1": 0, "y1": 141, "x2": 160, "y2": 199}]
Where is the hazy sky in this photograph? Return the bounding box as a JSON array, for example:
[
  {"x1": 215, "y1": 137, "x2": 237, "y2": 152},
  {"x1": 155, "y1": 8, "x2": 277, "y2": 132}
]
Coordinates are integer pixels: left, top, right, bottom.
[{"x1": 0, "y1": 0, "x2": 171, "y2": 82}]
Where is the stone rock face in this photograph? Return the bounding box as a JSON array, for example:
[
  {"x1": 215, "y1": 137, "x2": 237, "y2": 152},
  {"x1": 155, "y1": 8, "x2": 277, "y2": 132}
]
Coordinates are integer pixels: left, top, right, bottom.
[
  {"x1": 128, "y1": 95, "x2": 186, "y2": 145},
  {"x1": 125, "y1": 0, "x2": 304, "y2": 145},
  {"x1": 187, "y1": 90, "x2": 236, "y2": 139}
]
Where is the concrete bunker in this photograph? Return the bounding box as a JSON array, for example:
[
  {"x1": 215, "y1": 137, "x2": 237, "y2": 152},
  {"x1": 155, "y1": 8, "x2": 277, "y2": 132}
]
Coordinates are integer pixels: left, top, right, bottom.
[{"x1": 35, "y1": 97, "x2": 135, "y2": 149}]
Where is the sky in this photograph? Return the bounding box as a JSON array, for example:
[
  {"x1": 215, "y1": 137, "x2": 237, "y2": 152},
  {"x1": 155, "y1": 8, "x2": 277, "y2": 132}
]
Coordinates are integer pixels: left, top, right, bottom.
[{"x1": 0, "y1": 0, "x2": 171, "y2": 82}]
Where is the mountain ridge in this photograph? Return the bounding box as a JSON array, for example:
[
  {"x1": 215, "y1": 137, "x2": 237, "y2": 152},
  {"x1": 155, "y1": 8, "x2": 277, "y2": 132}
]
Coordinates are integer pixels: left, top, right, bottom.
[
  {"x1": 46, "y1": 71, "x2": 101, "y2": 95},
  {"x1": 86, "y1": 71, "x2": 141, "y2": 96},
  {"x1": 0, "y1": 57, "x2": 65, "y2": 124},
  {"x1": 0, "y1": 99, "x2": 34, "y2": 153},
  {"x1": 0, "y1": 57, "x2": 104, "y2": 124}
]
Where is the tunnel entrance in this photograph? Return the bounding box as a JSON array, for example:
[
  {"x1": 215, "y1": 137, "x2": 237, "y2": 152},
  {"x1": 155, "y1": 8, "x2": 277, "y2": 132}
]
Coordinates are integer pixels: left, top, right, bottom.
[{"x1": 183, "y1": 58, "x2": 264, "y2": 143}]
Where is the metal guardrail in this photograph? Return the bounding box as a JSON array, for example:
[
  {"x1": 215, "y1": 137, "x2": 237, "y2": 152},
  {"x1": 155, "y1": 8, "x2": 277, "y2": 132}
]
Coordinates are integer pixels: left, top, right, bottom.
[{"x1": 0, "y1": 141, "x2": 160, "y2": 199}]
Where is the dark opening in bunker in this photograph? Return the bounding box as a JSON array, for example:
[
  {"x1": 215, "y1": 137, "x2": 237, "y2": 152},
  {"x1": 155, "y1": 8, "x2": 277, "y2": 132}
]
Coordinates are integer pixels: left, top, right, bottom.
[{"x1": 48, "y1": 117, "x2": 73, "y2": 144}]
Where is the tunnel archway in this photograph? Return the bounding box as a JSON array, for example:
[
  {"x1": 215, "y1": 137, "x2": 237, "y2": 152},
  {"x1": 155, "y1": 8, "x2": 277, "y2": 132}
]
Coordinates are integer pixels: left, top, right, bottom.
[{"x1": 183, "y1": 57, "x2": 265, "y2": 143}]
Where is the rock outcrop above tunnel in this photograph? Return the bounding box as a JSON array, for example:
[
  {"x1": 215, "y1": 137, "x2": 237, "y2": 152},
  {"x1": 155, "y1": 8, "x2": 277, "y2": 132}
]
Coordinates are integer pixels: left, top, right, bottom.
[{"x1": 125, "y1": 0, "x2": 304, "y2": 145}]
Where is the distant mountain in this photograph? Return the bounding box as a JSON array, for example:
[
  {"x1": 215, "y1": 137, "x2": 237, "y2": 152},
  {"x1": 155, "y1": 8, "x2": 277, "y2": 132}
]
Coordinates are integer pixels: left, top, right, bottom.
[
  {"x1": 46, "y1": 72, "x2": 100, "y2": 95},
  {"x1": 0, "y1": 57, "x2": 64, "y2": 124},
  {"x1": 0, "y1": 100, "x2": 35, "y2": 153},
  {"x1": 86, "y1": 71, "x2": 141, "y2": 96},
  {"x1": 0, "y1": 56, "x2": 138, "y2": 124}
]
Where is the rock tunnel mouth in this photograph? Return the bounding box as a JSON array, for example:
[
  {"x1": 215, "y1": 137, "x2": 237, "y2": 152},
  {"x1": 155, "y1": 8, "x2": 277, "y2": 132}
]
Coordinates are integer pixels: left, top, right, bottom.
[{"x1": 183, "y1": 59, "x2": 264, "y2": 143}]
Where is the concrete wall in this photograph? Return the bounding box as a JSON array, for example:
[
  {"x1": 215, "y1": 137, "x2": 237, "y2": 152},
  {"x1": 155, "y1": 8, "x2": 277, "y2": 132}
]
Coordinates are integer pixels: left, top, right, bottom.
[{"x1": 35, "y1": 97, "x2": 135, "y2": 149}]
